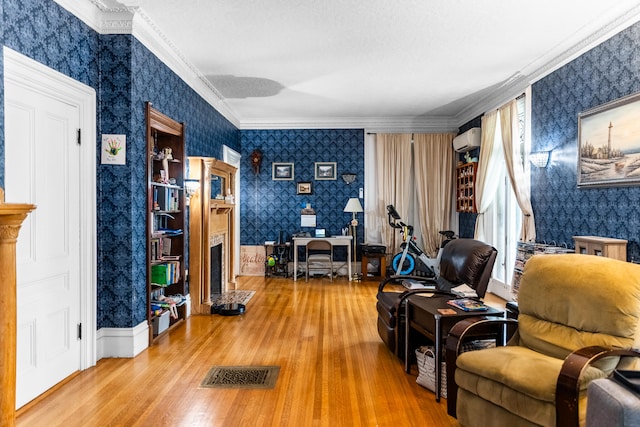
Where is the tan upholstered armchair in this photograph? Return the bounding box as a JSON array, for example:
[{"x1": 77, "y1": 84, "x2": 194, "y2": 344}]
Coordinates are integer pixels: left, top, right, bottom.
[{"x1": 446, "y1": 254, "x2": 640, "y2": 427}]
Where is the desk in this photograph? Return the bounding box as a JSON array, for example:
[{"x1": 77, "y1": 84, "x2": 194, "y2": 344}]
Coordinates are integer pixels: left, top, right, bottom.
[
  {"x1": 292, "y1": 236, "x2": 352, "y2": 281},
  {"x1": 405, "y1": 294, "x2": 503, "y2": 401}
]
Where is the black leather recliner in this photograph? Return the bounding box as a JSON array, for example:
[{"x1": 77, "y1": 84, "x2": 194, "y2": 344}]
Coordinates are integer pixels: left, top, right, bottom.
[{"x1": 376, "y1": 238, "x2": 497, "y2": 358}]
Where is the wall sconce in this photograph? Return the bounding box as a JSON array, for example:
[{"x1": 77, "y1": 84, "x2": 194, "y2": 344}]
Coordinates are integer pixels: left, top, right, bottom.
[
  {"x1": 341, "y1": 172, "x2": 356, "y2": 184},
  {"x1": 184, "y1": 179, "x2": 200, "y2": 198},
  {"x1": 530, "y1": 151, "x2": 551, "y2": 168}
]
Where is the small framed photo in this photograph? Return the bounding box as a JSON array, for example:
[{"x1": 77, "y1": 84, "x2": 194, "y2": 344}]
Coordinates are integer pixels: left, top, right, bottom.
[
  {"x1": 314, "y1": 162, "x2": 337, "y2": 180},
  {"x1": 297, "y1": 181, "x2": 313, "y2": 195},
  {"x1": 272, "y1": 162, "x2": 294, "y2": 180}
]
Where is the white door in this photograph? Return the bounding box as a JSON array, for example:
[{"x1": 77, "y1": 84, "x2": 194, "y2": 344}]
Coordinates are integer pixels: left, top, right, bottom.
[{"x1": 5, "y1": 68, "x2": 82, "y2": 408}]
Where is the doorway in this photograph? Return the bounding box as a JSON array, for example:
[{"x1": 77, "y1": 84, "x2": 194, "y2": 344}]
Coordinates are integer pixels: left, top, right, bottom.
[{"x1": 3, "y1": 47, "x2": 97, "y2": 408}]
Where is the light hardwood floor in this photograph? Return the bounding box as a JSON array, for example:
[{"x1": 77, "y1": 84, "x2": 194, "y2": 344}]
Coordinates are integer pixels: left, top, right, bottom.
[{"x1": 17, "y1": 276, "x2": 472, "y2": 427}]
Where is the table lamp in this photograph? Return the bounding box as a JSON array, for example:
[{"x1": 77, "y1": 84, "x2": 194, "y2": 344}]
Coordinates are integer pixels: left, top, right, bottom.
[{"x1": 343, "y1": 197, "x2": 363, "y2": 280}]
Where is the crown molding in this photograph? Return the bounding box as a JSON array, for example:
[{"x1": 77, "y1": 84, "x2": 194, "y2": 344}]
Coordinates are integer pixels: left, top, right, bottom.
[
  {"x1": 55, "y1": 0, "x2": 240, "y2": 128},
  {"x1": 454, "y1": 4, "x2": 640, "y2": 127},
  {"x1": 55, "y1": 1, "x2": 640, "y2": 132},
  {"x1": 239, "y1": 116, "x2": 459, "y2": 133},
  {"x1": 129, "y1": 10, "x2": 240, "y2": 127}
]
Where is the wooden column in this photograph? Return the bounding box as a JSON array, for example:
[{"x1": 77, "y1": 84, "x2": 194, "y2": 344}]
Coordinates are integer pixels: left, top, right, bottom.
[{"x1": 0, "y1": 189, "x2": 35, "y2": 426}]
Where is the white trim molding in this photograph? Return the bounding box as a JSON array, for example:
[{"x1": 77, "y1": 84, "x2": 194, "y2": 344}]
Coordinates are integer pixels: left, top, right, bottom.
[{"x1": 96, "y1": 322, "x2": 149, "y2": 359}]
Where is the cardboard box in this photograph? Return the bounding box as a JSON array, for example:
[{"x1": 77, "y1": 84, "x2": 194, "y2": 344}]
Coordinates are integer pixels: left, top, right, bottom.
[{"x1": 152, "y1": 310, "x2": 170, "y2": 335}]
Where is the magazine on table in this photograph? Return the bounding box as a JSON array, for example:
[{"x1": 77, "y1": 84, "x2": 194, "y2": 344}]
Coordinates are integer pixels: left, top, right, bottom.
[{"x1": 447, "y1": 298, "x2": 489, "y2": 312}]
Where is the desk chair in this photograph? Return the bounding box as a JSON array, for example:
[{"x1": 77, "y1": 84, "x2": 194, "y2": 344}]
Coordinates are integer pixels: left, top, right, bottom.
[{"x1": 306, "y1": 240, "x2": 333, "y2": 281}]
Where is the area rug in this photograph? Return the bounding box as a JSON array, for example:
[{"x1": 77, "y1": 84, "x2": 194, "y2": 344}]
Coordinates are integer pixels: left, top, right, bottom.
[
  {"x1": 200, "y1": 366, "x2": 280, "y2": 389},
  {"x1": 210, "y1": 290, "x2": 255, "y2": 306}
]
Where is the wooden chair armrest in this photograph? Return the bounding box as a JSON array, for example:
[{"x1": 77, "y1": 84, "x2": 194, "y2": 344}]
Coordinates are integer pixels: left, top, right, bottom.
[
  {"x1": 556, "y1": 346, "x2": 640, "y2": 427},
  {"x1": 445, "y1": 317, "x2": 518, "y2": 417},
  {"x1": 377, "y1": 274, "x2": 436, "y2": 292}
]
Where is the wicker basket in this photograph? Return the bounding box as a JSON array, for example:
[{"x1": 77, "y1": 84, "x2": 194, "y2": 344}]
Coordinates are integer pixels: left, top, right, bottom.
[
  {"x1": 416, "y1": 346, "x2": 447, "y2": 397},
  {"x1": 416, "y1": 340, "x2": 496, "y2": 397}
]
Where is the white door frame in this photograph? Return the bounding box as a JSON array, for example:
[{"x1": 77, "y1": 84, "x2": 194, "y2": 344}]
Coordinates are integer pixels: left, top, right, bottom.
[{"x1": 4, "y1": 47, "x2": 97, "y2": 370}]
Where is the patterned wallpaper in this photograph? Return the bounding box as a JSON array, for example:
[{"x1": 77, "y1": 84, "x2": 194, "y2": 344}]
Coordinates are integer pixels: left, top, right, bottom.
[
  {"x1": 531, "y1": 21, "x2": 640, "y2": 261},
  {"x1": 98, "y1": 35, "x2": 240, "y2": 328},
  {"x1": 240, "y1": 129, "x2": 364, "y2": 260},
  {"x1": 1, "y1": 0, "x2": 100, "y2": 185},
  {"x1": 2, "y1": 0, "x2": 240, "y2": 328},
  {"x1": 0, "y1": 0, "x2": 4, "y2": 186},
  {"x1": 5, "y1": 0, "x2": 640, "y2": 331}
]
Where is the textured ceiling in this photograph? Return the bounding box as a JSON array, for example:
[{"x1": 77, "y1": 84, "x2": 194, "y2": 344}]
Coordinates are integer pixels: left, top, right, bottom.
[{"x1": 100, "y1": 0, "x2": 640, "y2": 129}]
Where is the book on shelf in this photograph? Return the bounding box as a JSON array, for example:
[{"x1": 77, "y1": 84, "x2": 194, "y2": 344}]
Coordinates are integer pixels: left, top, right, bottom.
[
  {"x1": 447, "y1": 298, "x2": 489, "y2": 312},
  {"x1": 151, "y1": 261, "x2": 181, "y2": 286}
]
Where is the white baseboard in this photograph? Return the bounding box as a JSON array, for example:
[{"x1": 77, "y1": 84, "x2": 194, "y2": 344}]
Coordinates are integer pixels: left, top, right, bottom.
[
  {"x1": 96, "y1": 295, "x2": 190, "y2": 360},
  {"x1": 96, "y1": 320, "x2": 149, "y2": 359}
]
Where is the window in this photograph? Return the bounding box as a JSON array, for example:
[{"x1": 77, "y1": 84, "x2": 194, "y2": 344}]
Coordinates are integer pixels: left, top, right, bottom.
[{"x1": 485, "y1": 94, "x2": 528, "y2": 299}]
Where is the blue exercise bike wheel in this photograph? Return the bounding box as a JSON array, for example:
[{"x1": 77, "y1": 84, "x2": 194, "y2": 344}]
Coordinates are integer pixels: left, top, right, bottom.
[{"x1": 392, "y1": 252, "x2": 415, "y2": 275}]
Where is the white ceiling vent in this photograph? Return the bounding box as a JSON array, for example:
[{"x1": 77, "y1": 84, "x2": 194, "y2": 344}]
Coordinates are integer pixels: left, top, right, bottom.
[{"x1": 453, "y1": 127, "x2": 481, "y2": 152}]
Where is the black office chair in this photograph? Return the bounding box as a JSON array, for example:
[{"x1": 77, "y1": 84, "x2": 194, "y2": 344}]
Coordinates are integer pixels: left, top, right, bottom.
[
  {"x1": 306, "y1": 240, "x2": 333, "y2": 281},
  {"x1": 376, "y1": 238, "x2": 497, "y2": 358}
]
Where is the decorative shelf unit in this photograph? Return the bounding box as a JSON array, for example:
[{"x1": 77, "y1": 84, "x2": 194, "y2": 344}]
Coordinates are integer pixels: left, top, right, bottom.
[
  {"x1": 573, "y1": 236, "x2": 627, "y2": 261},
  {"x1": 146, "y1": 102, "x2": 187, "y2": 344},
  {"x1": 456, "y1": 162, "x2": 477, "y2": 213}
]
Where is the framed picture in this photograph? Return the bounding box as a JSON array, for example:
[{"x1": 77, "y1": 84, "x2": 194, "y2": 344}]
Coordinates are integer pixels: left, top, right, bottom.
[
  {"x1": 578, "y1": 91, "x2": 640, "y2": 187},
  {"x1": 297, "y1": 181, "x2": 313, "y2": 195},
  {"x1": 272, "y1": 162, "x2": 294, "y2": 180},
  {"x1": 314, "y1": 162, "x2": 337, "y2": 180}
]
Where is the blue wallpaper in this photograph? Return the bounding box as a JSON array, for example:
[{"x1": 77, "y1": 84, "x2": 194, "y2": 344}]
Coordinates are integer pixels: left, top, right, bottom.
[
  {"x1": 0, "y1": 0, "x2": 4, "y2": 187},
  {"x1": 1, "y1": 0, "x2": 100, "y2": 185},
  {"x1": 531, "y1": 21, "x2": 640, "y2": 261},
  {"x1": 97, "y1": 35, "x2": 240, "y2": 328},
  {"x1": 2, "y1": 0, "x2": 240, "y2": 329},
  {"x1": 5, "y1": 0, "x2": 640, "y2": 332},
  {"x1": 240, "y1": 129, "x2": 364, "y2": 259}
]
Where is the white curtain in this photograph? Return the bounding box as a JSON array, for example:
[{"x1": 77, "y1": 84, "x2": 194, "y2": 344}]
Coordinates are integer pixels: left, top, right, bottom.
[
  {"x1": 499, "y1": 100, "x2": 536, "y2": 242},
  {"x1": 474, "y1": 110, "x2": 505, "y2": 242},
  {"x1": 413, "y1": 133, "x2": 456, "y2": 256},
  {"x1": 374, "y1": 134, "x2": 413, "y2": 253}
]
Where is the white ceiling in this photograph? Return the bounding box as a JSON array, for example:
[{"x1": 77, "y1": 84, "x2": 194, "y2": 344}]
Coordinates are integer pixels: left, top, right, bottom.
[{"x1": 75, "y1": 0, "x2": 640, "y2": 130}]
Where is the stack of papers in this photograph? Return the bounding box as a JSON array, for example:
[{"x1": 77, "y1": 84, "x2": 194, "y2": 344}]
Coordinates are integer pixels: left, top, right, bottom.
[
  {"x1": 452, "y1": 283, "x2": 478, "y2": 298},
  {"x1": 402, "y1": 279, "x2": 436, "y2": 290}
]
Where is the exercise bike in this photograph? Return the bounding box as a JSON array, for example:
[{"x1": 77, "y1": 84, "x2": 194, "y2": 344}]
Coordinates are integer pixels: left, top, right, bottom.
[{"x1": 387, "y1": 204, "x2": 456, "y2": 277}]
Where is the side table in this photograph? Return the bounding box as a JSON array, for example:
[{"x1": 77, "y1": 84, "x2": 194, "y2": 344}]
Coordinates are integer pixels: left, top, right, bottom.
[
  {"x1": 362, "y1": 253, "x2": 386, "y2": 281},
  {"x1": 405, "y1": 294, "x2": 503, "y2": 401}
]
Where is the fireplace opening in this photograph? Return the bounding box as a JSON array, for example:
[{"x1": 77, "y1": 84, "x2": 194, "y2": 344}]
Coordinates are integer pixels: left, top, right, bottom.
[{"x1": 211, "y1": 243, "x2": 222, "y2": 295}]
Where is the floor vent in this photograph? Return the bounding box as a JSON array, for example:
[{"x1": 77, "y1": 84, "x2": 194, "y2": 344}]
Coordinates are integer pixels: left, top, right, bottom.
[{"x1": 200, "y1": 366, "x2": 280, "y2": 389}]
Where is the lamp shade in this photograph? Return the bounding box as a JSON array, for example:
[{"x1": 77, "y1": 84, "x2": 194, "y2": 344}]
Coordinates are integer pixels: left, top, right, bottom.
[{"x1": 343, "y1": 197, "x2": 363, "y2": 213}]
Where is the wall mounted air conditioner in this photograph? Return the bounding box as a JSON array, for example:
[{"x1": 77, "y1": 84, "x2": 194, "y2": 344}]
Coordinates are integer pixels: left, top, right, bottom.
[{"x1": 453, "y1": 127, "x2": 481, "y2": 152}]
